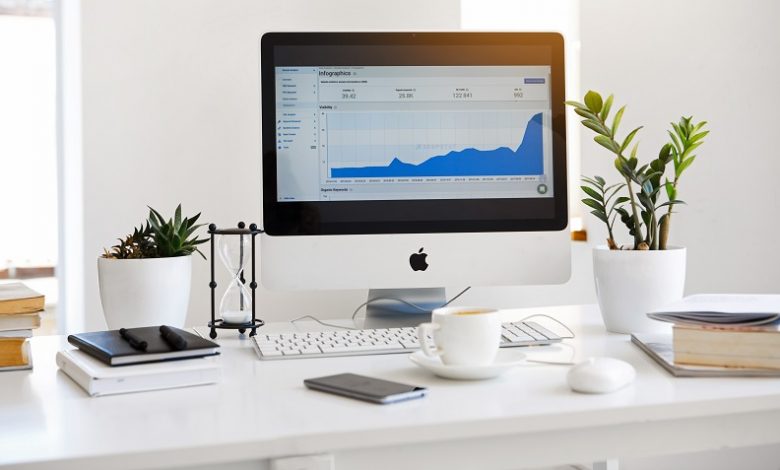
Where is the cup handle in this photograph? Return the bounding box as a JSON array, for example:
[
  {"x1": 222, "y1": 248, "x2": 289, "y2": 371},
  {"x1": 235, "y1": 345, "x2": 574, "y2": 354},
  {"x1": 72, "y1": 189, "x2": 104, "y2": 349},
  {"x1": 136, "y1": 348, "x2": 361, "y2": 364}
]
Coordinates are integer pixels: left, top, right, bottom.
[{"x1": 417, "y1": 322, "x2": 441, "y2": 358}]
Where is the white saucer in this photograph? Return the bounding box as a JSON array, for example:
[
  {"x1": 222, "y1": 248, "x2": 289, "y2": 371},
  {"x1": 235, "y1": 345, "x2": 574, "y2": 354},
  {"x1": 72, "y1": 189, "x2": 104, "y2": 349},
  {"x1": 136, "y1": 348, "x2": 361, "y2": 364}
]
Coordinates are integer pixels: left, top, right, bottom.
[{"x1": 409, "y1": 350, "x2": 526, "y2": 380}]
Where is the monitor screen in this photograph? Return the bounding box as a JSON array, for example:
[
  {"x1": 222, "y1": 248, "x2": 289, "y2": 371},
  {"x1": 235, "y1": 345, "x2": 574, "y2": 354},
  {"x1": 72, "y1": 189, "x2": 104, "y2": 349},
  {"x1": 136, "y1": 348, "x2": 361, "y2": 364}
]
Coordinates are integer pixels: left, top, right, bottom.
[
  {"x1": 261, "y1": 33, "x2": 567, "y2": 235},
  {"x1": 275, "y1": 65, "x2": 553, "y2": 202}
]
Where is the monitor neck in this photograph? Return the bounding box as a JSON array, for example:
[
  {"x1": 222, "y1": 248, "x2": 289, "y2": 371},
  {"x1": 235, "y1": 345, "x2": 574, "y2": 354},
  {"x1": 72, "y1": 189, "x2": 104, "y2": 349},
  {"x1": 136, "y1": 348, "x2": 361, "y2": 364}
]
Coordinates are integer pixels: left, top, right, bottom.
[{"x1": 359, "y1": 287, "x2": 446, "y2": 329}]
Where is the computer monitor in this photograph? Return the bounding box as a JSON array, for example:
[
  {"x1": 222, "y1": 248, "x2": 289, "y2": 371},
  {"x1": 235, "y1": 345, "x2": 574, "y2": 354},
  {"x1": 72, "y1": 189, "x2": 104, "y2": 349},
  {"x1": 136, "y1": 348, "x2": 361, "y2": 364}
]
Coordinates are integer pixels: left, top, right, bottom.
[{"x1": 259, "y1": 32, "x2": 570, "y2": 325}]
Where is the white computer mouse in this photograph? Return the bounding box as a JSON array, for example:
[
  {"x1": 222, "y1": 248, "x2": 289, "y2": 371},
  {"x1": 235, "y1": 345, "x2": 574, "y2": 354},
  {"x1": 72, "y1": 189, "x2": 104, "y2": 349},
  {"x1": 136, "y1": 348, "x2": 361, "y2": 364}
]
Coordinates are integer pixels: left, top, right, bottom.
[{"x1": 567, "y1": 357, "x2": 636, "y2": 394}]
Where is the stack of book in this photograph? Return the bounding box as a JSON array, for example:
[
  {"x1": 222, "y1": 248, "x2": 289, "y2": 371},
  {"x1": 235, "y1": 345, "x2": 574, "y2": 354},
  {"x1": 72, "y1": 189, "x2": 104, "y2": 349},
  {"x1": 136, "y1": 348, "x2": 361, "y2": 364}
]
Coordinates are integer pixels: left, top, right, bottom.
[
  {"x1": 0, "y1": 283, "x2": 44, "y2": 372},
  {"x1": 58, "y1": 325, "x2": 221, "y2": 396},
  {"x1": 645, "y1": 294, "x2": 780, "y2": 372}
]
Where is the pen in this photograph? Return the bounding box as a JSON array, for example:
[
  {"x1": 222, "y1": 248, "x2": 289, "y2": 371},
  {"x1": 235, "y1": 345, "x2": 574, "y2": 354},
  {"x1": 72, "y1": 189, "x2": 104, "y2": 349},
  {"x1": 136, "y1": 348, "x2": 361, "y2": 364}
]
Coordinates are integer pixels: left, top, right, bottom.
[
  {"x1": 160, "y1": 325, "x2": 188, "y2": 350},
  {"x1": 119, "y1": 328, "x2": 148, "y2": 351}
]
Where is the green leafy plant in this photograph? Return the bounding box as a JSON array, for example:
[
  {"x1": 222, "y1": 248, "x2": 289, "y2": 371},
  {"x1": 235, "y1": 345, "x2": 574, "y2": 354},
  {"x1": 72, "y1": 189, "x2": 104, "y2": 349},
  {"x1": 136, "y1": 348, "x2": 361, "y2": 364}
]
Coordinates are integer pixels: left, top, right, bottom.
[
  {"x1": 102, "y1": 204, "x2": 207, "y2": 259},
  {"x1": 566, "y1": 91, "x2": 707, "y2": 250}
]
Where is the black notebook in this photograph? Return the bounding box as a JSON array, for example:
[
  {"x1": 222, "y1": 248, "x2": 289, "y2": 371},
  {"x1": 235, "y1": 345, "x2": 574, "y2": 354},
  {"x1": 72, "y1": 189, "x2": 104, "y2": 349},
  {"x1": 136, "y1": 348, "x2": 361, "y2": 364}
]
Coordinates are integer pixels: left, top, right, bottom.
[{"x1": 68, "y1": 326, "x2": 219, "y2": 366}]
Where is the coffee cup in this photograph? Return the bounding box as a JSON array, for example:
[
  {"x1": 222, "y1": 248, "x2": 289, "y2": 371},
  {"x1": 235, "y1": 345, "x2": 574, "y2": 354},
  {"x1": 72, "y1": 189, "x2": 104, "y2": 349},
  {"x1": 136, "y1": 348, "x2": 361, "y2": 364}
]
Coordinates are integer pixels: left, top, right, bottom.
[{"x1": 417, "y1": 306, "x2": 502, "y2": 366}]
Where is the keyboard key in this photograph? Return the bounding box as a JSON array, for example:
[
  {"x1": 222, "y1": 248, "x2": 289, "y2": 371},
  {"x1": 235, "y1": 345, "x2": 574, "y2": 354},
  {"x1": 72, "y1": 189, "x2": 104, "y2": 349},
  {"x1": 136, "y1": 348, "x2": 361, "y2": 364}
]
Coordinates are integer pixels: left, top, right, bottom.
[
  {"x1": 526, "y1": 322, "x2": 558, "y2": 340},
  {"x1": 516, "y1": 323, "x2": 546, "y2": 341}
]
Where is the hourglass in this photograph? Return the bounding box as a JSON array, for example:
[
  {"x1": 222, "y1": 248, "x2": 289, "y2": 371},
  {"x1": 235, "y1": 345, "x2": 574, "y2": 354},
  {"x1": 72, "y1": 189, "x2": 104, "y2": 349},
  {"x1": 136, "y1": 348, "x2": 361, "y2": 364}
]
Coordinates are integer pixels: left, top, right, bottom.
[
  {"x1": 218, "y1": 233, "x2": 252, "y2": 325},
  {"x1": 207, "y1": 222, "x2": 264, "y2": 339}
]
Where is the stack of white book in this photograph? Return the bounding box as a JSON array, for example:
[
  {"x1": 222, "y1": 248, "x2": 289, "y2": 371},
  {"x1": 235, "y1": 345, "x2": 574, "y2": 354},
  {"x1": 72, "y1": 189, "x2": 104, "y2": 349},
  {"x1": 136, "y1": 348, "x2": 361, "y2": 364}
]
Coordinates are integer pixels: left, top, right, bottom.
[{"x1": 57, "y1": 326, "x2": 221, "y2": 397}]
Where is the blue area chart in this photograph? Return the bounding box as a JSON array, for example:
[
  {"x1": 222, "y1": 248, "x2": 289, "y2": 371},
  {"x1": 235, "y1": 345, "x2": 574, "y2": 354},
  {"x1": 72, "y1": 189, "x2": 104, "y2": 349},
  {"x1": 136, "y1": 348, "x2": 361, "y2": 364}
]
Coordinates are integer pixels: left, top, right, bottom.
[{"x1": 330, "y1": 112, "x2": 544, "y2": 178}]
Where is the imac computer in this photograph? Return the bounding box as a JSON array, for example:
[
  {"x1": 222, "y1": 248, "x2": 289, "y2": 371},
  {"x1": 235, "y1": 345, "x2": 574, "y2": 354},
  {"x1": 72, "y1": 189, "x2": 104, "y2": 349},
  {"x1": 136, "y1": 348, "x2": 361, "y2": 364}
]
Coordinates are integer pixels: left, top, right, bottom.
[{"x1": 260, "y1": 32, "x2": 570, "y2": 326}]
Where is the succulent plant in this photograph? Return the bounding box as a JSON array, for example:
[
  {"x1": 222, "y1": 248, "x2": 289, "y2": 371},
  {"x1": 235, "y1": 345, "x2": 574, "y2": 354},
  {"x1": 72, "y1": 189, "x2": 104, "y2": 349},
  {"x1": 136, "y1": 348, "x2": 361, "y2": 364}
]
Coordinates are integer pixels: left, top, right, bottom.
[
  {"x1": 103, "y1": 223, "x2": 155, "y2": 259},
  {"x1": 102, "y1": 204, "x2": 207, "y2": 259},
  {"x1": 147, "y1": 205, "x2": 208, "y2": 259}
]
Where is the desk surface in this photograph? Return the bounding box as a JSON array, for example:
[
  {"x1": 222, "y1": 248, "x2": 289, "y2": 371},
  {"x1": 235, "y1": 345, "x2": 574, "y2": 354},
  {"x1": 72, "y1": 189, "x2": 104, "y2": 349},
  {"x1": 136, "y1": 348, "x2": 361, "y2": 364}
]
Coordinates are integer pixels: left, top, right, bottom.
[{"x1": 2, "y1": 305, "x2": 780, "y2": 470}]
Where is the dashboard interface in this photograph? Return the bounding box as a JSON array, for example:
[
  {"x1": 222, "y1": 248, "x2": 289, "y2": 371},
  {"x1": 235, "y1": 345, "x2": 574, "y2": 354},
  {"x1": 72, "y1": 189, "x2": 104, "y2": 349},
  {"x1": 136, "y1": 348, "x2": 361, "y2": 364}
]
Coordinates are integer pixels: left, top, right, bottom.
[{"x1": 275, "y1": 65, "x2": 554, "y2": 202}]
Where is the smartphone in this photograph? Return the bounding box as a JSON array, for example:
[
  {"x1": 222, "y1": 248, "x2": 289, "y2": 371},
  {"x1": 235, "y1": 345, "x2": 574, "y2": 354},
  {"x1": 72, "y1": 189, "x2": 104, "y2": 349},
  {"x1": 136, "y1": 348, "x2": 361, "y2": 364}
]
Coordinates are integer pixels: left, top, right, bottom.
[{"x1": 304, "y1": 373, "x2": 427, "y2": 404}]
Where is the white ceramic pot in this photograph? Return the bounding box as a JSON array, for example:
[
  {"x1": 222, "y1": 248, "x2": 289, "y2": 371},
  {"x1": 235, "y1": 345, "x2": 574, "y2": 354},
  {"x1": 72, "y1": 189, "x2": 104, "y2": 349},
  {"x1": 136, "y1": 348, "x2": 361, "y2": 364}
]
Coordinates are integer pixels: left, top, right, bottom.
[
  {"x1": 593, "y1": 246, "x2": 686, "y2": 334},
  {"x1": 97, "y1": 256, "x2": 192, "y2": 330}
]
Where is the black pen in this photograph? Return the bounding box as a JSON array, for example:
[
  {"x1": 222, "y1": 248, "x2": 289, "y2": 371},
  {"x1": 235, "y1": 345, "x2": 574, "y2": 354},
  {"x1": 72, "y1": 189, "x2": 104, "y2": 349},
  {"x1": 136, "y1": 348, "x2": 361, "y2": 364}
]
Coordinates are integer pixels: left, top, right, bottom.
[
  {"x1": 119, "y1": 328, "x2": 148, "y2": 351},
  {"x1": 160, "y1": 325, "x2": 188, "y2": 350}
]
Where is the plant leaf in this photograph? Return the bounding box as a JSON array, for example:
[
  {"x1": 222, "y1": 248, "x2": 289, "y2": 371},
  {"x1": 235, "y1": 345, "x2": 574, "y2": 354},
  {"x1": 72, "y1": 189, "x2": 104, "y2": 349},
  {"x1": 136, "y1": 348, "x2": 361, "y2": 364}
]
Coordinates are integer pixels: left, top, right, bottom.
[
  {"x1": 582, "y1": 119, "x2": 610, "y2": 136},
  {"x1": 584, "y1": 90, "x2": 603, "y2": 113},
  {"x1": 676, "y1": 155, "x2": 696, "y2": 177},
  {"x1": 664, "y1": 180, "x2": 675, "y2": 200},
  {"x1": 595, "y1": 135, "x2": 619, "y2": 153},
  {"x1": 611, "y1": 105, "x2": 625, "y2": 136},
  {"x1": 581, "y1": 176, "x2": 601, "y2": 187},
  {"x1": 681, "y1": 141, "x2": 703, "y2": 160},
  {"x1": 692, "y1": 120, "x2": 708, "y2": 133},
  {"x1": 565, "y1": 100, "x2": 588, "y2": 110},
  {"x1": 574, "y1": 107, "x2": 598, "y2": 120},
  {"x1": 689, "y1": 130, "x2": 709, "y2": 144},
  {"x1": 656, "y1": 199, "x2": 686, "y2": 209},
  {"x1": 620, "y1": 126, "x2": 643, "y2": 153},
  {"x1": 600, "y1": 94, "x2": 614, "y2": 121},
  {"x1": 668, "y1": 130, "x2": 682, "y2": 155},
  {"x1": 581, "y1": 185, "x2": 603, "y2": 201},
  {"x1": 582, "y1": 198, "x2": 605, "y2": 211}
]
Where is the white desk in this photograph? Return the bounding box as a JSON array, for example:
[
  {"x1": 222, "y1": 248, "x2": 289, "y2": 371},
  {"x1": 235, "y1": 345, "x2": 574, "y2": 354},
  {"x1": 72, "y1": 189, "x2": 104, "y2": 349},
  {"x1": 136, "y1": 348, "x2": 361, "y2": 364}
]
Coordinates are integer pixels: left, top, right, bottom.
[{"x1": 2, "y1": 305, "x2": 780, "y2": 470}]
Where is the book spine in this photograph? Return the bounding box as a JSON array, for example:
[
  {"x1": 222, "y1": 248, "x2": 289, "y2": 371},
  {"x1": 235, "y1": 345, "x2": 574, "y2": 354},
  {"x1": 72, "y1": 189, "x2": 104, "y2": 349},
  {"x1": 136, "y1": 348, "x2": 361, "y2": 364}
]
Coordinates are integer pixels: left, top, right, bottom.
[
  {"x1": 93, "y1": 367, "x2": 220, "y2": 397},
  {"x1": 56, "y1": 352, "x2": 97, "y2": 396},
  {"x1": 673, "y1": 327, "x2": 780, "y2": 357},
  {"x1": 675, "y1": 351, "x2": 780, "y2": 370},
  {"x1": 66, "y1": 335, "x2": 113, "y2": 366}
]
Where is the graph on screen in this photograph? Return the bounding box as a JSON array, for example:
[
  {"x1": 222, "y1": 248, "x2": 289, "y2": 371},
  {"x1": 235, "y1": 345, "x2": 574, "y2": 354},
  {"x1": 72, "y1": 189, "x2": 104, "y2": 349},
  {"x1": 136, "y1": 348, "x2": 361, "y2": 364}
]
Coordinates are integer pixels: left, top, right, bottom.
[{"x1": 328, "y1": 111, "x2": 544, "y2": 179}]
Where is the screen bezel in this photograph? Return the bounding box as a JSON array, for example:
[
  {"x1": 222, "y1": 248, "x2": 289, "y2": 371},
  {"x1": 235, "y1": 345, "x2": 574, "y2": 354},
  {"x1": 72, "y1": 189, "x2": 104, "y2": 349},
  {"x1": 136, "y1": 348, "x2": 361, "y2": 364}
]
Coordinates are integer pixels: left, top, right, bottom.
[{"x1": 261, "y1": 32, "x2": 568, "y2": 236}]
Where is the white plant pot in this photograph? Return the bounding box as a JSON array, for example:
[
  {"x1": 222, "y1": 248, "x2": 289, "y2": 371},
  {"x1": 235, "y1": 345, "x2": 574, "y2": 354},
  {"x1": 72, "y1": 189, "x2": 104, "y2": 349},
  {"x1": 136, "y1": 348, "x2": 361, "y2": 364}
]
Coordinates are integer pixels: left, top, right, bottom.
[
  {"x1": 593, "y1": 246, "x2": 686, "y2": 334},
  {"x1": 97, "y1": 256, "x2": 192, "y2": 330}
]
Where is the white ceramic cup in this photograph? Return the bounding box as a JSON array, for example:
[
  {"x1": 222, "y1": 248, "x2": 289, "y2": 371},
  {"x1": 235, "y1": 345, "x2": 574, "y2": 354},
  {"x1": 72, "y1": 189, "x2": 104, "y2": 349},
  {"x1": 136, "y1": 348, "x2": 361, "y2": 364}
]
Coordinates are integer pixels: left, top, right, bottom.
[{"x1": 417, "y1": 306, "x2": 502, "y2": 366}]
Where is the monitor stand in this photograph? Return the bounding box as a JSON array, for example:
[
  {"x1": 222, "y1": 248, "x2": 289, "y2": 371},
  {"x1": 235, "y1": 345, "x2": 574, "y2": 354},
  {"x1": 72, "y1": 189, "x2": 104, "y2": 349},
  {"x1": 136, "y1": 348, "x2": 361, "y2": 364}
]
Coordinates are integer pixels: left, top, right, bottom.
[{"x1": 359, "y1": 287, "x2": 446, "y2": 329}]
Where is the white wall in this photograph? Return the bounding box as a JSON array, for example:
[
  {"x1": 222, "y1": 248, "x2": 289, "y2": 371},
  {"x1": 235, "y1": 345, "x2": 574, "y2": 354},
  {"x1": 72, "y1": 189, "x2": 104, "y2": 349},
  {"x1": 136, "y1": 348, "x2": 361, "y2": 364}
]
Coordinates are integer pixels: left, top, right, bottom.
[
  {"x1": 457, "y1": 0, "x2": 597, "y2": 312},
  {"x1": 61, "y1": 0, "x2": 462, "y2": 332},
  {"x1": 579, "y1": 0, "x2": 780, "y2": 295}
]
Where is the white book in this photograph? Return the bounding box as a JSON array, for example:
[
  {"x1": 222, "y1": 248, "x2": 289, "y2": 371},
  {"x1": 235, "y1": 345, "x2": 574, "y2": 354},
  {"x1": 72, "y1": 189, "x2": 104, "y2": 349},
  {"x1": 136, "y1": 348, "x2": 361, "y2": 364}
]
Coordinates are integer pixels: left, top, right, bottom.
[
  {"x1": 0, "y1": 329, "x2": 32, "y2": 338},
  {"x1": 56, "y1": 349, "x2": 220, "y2": 397},
  {"x1": 0, "y1": 313, "x2": 41, "y2": 331}
]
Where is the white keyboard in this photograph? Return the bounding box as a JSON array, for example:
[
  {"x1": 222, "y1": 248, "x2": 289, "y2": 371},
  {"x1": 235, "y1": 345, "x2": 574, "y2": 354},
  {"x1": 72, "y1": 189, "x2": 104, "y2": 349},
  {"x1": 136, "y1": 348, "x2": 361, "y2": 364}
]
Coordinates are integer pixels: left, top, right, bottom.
[{"x1": 251, "y1": 321, "x2": 562, "y2": 360}]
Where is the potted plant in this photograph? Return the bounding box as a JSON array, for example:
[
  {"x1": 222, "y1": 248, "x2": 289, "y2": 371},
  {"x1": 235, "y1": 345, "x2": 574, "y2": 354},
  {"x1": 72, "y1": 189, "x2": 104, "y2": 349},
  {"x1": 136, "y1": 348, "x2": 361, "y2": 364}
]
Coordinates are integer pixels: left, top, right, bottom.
[
  {"x1": 98, "y1": 205, "x2": 207, "y2": 329},
  {"x1": 566, "y1": 91, "x2": 708, "y2": 333}
]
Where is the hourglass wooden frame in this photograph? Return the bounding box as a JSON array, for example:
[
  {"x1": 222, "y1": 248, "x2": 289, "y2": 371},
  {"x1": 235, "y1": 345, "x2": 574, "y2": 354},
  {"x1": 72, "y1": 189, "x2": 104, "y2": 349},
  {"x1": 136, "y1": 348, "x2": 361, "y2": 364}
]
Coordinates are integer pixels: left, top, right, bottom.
[{"x1": 207, "y1": 222, "x2": 264, "y2": 339}]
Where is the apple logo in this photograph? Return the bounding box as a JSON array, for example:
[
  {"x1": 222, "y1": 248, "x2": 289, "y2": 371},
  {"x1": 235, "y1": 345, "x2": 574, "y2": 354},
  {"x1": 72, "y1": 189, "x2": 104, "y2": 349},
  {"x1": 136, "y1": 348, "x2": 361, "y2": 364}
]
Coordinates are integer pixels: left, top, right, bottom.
[{"x1": 409, "y1": 247, "x2": 429, "y2": 271}]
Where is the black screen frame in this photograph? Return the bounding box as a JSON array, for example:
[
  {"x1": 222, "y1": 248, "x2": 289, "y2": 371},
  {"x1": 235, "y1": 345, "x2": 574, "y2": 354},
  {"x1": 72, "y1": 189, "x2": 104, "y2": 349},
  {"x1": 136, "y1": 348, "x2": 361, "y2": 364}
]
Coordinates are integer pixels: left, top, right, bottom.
[{"x1": 261, "y1": 32, "x2": 568, "y2": 236}]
